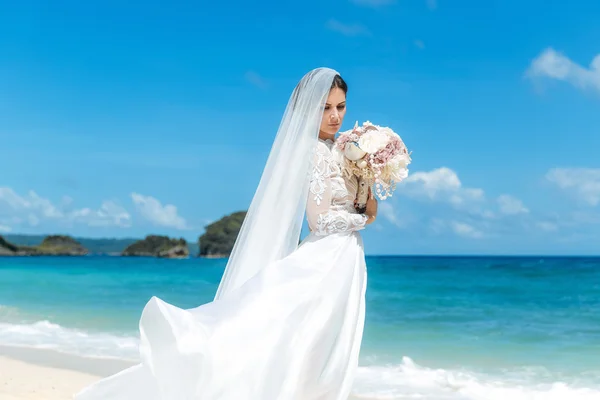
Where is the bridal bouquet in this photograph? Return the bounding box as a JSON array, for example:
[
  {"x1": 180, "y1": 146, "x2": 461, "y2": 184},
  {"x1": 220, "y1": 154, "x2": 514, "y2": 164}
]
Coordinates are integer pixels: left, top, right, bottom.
[{"x1": 335, "y1": 121, "x2": 411, "y2": 209}]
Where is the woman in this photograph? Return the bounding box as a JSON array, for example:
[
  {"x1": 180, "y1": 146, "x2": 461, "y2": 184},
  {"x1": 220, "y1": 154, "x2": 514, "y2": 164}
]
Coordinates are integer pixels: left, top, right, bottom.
[{"x1": 75, "y1": 67, "x2": 378, "y2": 400}]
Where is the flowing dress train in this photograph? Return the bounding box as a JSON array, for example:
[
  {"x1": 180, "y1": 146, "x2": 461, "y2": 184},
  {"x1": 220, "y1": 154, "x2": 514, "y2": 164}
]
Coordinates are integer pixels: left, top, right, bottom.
[{"x1": 75, "y1": 139, "x2": 368, "y2": 400}]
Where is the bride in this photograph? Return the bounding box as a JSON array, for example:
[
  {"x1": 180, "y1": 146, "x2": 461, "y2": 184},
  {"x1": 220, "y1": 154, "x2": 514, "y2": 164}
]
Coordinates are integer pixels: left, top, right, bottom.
[{"x1": 75, "y1": 67, "x2": 378, "y2": 400}]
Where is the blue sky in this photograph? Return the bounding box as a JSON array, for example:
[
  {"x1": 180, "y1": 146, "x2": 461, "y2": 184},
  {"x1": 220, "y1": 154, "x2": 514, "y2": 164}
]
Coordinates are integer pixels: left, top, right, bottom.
[{"x1": 1, "y1": 0, "x2": 600, "y2": 255}]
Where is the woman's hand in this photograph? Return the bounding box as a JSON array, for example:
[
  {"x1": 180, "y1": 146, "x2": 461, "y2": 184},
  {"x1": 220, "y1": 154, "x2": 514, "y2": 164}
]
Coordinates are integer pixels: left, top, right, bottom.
[{"x1": 365, "y1": 188, "x2": 378, "y2": 225}]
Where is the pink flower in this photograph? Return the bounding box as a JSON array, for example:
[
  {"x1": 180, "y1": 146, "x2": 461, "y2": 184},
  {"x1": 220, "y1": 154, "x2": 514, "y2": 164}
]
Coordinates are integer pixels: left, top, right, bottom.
[
  {"x1": 373, "y1": 136, "x2": 405, "y2": 164},
  {"x1": 336, "y1": 131, "x2": 360, "y2": 151}
]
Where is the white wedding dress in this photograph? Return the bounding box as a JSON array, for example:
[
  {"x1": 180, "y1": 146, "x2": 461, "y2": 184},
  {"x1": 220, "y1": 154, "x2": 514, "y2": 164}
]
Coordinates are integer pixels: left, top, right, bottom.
[{"x1": 75, "y1": 138, "x2": 368, "y2": 400}]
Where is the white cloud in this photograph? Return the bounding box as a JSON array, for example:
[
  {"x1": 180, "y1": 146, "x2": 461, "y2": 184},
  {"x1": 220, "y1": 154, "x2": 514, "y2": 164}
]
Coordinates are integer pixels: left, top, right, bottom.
[
  {"x1": 69, "y1": 201, "x2": 132, "y2": 228},
  {"x1": 61, "y1": 195, "x2": 74, "y2": 207},
  {"x1": 131, "y1": 193, "x2": 188, "y2": 229},
  {"x1": 546, "y1": 168, "x2": 600, "y2": 206},
  {"x1": 0, "y1": 187, "x2": 63, "y2": 219},
  {"x1": 0, "y1": 224, "x2": 11, "y2": 233},
  {"x1": 401, "y1": 167, "x2": 484, "y2": 207},
  {"x1": 379, "y1": 202, "x2": 405, "y2": 228},
  {"x1": 244, "y1": 71, "x2": 268, "y2": 90},
  {"x1": 497, "y1": 194, "x2": 529, "y2": 215},
  {"x1": 537, "y1": 221, "x2": 558, "y2": 232},
  {"x1": 480, "y1": 210, "x2": 496, "y2": 219},
  {"x1": 429, "y1": 219, "x2": 483, "y2": 239},
  {"x1": 326, "y1": 19, "x2": 371, "y2": 37},
  {"x1": 569, "y1": 210, "x2": 600, "y2": 225},
  {"x1": 395, "y1": 168, "x2": 535, "y2": 238},
  {"x1": 452, "y1": 221, "x2": 483, "y2": 238},
  {"x1": 0, "y1": 187, "x2": 131, "y2": 229},
  {"x1": 527, "y1": 48, "x2": 600, "y2": 94},
  {"x1": 350, "y1": 0, "x2": 395, "y2": 7}
]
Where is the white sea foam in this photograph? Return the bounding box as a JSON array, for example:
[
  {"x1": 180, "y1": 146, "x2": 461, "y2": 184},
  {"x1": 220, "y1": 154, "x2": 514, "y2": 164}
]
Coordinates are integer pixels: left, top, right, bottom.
[
  {"x1": 1, "y1": 319, "x2": 598, "y2": 399},
  {"x1": 351, "y1": 356, "x2": 600, "y2": 400},
  {"x1": 0, "y1": 320, "x2": 139, "y2": 361}
]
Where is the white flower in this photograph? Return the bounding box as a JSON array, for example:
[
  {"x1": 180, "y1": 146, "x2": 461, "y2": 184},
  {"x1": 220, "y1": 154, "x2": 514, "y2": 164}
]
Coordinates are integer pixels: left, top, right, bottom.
[
  {"x1": 391, "y1": 168, "x2": 409, "y2": 182},
  {"x1": 379, "y1": 126, "x2": 397, "y2": 139},
  {"x1": 358, "y1": 130, "x2": 390, "y2": 154},
  {"x1": 386, "y1": 153, "x2": 411, "y2": 182},
  {"x1": 390, "y1": 153, "x2": 410, "y2": 169}
]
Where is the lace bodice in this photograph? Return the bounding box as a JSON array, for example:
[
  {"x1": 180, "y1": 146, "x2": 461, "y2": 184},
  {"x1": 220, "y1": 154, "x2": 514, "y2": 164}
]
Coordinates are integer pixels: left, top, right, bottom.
[{"x1": 306, "y1": 139, "x2": 368, "y2": 236}]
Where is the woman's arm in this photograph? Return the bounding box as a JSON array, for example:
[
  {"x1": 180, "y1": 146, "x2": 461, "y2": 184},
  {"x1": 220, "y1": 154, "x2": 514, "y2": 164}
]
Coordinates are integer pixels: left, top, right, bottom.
[{"x1": 306, "y1": 145, "x2": 370, "y2": 236}]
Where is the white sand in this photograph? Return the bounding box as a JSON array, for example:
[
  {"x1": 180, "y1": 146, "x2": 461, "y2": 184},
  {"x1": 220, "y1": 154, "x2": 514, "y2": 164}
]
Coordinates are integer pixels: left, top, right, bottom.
[
  {"x1": 0, "y1": 346, "x2": 135, "y2": 400},
  {"x1": 0, "y1": 355, "x2": 99, "y2": 400},
  {"x1": 0, "y1": 346, "x2": 366, "y2": 399}
]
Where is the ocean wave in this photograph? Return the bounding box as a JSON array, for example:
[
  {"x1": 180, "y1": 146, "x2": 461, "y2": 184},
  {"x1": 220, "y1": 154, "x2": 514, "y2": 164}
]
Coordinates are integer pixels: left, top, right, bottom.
[
  {"x1": 351, "y1": 357, "x2": 600, "y2": 400},
  {"x1": 0, "y1": 304, "x2": 22, "y2": 318},
  {"x1": 1, "y1": 318, "x2": 599, "y2": 399},
  {"x1": 0, "y1": 319, "x2": 139, "y2": 361}
]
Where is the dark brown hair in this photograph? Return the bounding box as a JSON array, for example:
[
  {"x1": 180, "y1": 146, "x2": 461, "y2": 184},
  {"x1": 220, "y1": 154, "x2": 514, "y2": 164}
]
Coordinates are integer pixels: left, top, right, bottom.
[{"x1": 331, "y1": 74, "x2": 348, "y2": 94}]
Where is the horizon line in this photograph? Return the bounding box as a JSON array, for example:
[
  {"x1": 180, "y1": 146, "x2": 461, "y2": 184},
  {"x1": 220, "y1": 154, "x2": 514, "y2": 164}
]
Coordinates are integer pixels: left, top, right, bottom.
[{"x1": 3, "y1": 233, "x2": 600, "y2": 258}]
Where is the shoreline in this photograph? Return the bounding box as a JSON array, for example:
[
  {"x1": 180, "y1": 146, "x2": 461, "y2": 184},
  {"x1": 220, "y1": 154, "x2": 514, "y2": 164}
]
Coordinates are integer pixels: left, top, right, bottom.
[
  {"x1": 0, "y1": 345, "x2": 135, "y2": 400},
  {"x1": 0, "y1": 345, "x2": 136, "y2": 376},
  {"x1": 0, "y1": 346, "x2": 367, "y2": 400}
]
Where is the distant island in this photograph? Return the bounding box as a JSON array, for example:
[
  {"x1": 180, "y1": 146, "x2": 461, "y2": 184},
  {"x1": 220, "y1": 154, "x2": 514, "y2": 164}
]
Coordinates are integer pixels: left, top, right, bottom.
[
  {"x1": 122, "y1": 235, "x2": 189, "y2": 258},
  {"x1": 0, "y1": 235, "x2": 88, "y2": 256},
  {"x1": 3, "y1": 234, "x2": 140, "y2": 255},
  {"x1": 1, "y1": 211, "x2": 247, "y2": 258},
  {"x1": 198, "y1": 211, "x2": 246, "y2": 258}
]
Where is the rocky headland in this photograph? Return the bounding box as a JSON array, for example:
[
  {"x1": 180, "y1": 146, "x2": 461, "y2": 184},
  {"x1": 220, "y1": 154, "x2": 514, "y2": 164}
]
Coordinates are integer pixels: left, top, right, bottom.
[
  {"x1": 121, "y1": 235, "x2": 190, "y2": 258},
  {"x1": 0, "y1": 235, "x2": 89, "y2": 256},
  {"x1": 198, "y1": 211, "x2": 246, "y2": 258}
]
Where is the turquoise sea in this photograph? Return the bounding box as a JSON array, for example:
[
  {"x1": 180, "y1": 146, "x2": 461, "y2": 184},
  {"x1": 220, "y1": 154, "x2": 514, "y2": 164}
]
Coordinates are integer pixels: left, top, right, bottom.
[{"x1": 0, "y1": 256, "x2": 598, "y2": 399}]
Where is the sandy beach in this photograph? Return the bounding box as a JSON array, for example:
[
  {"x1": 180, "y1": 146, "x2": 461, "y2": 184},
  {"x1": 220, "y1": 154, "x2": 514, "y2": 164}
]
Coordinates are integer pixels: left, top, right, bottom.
[
  {"x1": 0, "y1": 346, "x2": 135, "y2": 400},
  {"x1": 0, "y1": 356, "x2": 98, "y2": 400}
]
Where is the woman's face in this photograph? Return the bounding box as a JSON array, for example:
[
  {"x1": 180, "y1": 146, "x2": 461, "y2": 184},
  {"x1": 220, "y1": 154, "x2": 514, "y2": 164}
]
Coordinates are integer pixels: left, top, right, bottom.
[{"x1": 320, "y1": 87, "x2": 346, "y2": 138}]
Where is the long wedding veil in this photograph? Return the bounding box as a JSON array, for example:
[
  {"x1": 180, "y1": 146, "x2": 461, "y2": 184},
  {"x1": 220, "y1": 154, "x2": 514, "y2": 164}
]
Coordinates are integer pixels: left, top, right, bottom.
[{"x1": 214, "y1": 67, "x2": 339, "y2": 300}]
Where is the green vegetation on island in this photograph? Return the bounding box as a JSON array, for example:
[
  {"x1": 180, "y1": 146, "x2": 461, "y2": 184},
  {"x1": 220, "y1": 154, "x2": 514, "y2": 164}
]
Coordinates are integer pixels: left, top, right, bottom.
[
  {"x1": 37, "y1": 235, "x2": 89, "y2": 255},
  {"x1": 2, "y1": 211, "x2": 248, "y2": 258},
  {"x1": 122, "y1": 235, "x2": 190, "y2": 258},
  {"x1": 0, "y1": 235, "x2": 88, "y2": 256},
  {"x1": 198, "y1": 211, "x2": 246, "y2": 258},
  {"x1": 0, "y1": 236, "x2": 19, "y2": 255},
  {"x1": 4, "y1": 234, "x2": 140, "y2": 255}
]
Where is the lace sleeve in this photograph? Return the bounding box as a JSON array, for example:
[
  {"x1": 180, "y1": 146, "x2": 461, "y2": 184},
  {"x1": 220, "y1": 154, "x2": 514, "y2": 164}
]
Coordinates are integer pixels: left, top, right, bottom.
[{"x1": 306, "y1": 144, "x2": 368, "y2": 236}]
